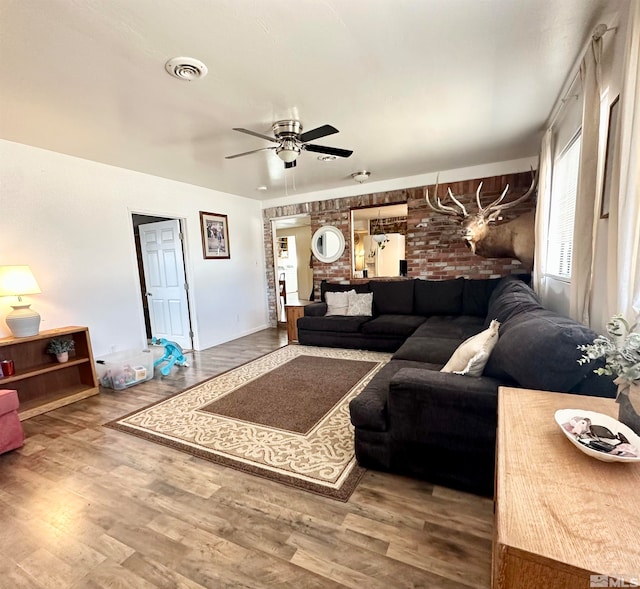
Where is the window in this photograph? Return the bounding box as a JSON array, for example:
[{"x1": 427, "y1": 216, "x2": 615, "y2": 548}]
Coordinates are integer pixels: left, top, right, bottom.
[{"x1": 546, "y1": 132, "x2": 581, "y2": 280}]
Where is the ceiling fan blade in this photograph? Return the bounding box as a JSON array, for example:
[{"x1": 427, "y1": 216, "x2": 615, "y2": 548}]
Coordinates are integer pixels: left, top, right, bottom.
[
  {"x1": 232, "y1": 128, "x2": 278, "y2": 143},
  {"x1": 225, "y1": 147, "x2": 274, "y2": 159},
  {"x1": 284, "y1": 160, "x2": 297, "y2": 169},
  {"x1": 303, "y1": 144, "x2": 353, "y2": 158},
  {"x1": 299, "y1": 124, "x2": 339, "y2": 143}
]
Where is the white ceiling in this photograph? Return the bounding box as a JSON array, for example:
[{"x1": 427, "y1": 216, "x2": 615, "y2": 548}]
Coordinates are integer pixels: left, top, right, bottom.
[{"x1": 0, "y1": 0, "x2": 619, "y2": 201}]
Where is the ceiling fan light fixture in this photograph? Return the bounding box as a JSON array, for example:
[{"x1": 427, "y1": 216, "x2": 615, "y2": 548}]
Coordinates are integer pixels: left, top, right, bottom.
[
  {"x1": 276, "y1": 139, "x2": 300, "y2": 163},
  {"x1": 352, "y1": 170, "x2": 371, "y2": 183}
]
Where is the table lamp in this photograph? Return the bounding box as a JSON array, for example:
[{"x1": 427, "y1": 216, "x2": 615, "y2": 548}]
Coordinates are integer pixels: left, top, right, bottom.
[{"x1": 0, "y1": 265, "x2": 42, "y2": 337}]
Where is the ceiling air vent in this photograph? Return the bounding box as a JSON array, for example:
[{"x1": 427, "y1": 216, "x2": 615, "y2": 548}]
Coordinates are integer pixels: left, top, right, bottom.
[{"x1": 165, "y1": 57, "x2": 208, "y2": 81}]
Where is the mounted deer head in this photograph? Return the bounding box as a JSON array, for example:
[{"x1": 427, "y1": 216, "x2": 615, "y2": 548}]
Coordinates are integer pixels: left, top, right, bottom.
[{"x1": 425, "y1": 170, "x2": 537, "y2": 269}]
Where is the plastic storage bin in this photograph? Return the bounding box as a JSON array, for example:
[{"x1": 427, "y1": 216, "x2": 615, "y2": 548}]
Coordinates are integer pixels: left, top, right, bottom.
[{"x1": 95, "y1": 349, "x2": 154, "y2": 390}]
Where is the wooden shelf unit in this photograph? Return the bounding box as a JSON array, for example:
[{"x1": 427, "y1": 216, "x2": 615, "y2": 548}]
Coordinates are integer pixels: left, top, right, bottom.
[{"x1": 0, "y1": 326, "x2": 99, "y2": 420}]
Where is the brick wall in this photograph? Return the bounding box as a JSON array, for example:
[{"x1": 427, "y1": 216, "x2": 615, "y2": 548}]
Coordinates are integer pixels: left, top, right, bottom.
[{"x1": 263, "y1": 171, "x2": 535, "y2": 324}]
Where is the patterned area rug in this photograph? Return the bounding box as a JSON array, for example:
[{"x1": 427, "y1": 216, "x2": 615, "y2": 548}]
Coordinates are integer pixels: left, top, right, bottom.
[{"x1": 107, "y1": 346, "x2": 391, "y2": 501}]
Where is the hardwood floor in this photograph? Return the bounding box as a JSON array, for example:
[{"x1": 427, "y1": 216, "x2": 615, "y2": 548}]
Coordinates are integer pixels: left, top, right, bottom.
[{"x1": 0, "y1": 329, "x2": 493, "y2": 588}]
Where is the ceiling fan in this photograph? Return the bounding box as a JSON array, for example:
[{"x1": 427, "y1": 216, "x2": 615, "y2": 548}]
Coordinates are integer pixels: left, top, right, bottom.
[{"x1": 225, "y1": 120, "x2": 353, "y2": 168}]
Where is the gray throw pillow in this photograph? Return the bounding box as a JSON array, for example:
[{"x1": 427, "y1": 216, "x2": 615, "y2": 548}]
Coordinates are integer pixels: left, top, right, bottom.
[{"x1": 346, "y1": 292, "x2": 373, "y2": 316}]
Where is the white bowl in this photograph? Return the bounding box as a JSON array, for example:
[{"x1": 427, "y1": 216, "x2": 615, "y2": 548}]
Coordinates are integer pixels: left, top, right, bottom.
[{"x1": 554, "y1": 409, "x2": 640, "y2": 463}]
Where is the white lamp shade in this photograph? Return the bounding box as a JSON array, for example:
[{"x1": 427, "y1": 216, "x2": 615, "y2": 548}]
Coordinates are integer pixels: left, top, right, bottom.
[
  {"x1": 0, "y1": 265, "x2": 41, "y2": 337},
  {"x1": 0, "y1": 265, "x2": 41, "y2": 296}
]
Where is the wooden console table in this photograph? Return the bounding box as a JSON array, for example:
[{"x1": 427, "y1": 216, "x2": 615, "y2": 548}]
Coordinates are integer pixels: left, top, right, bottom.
[
  {"x1": 493, "y1": 388, "x2": 640, "y2": 588},
  {"x1": 0, "y1": 326, "x2": 99, "y2": 420}
]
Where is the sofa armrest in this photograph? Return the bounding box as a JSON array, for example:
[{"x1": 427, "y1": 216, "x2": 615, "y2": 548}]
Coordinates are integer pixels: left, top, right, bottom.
[
  {"x1": 387, "y1": 368, "x2": 502, "y2": 447},
  {"x1": 304, "y1": 302, "x2": 328, "y2": 316}
]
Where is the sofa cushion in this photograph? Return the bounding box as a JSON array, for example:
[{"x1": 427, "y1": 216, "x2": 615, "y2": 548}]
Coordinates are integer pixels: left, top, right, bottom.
[
  {"x1": 296, "y1": 315, "x2": 371, "y2": 333},
  {"x1": 485, "y1": 310, "x2": 603, "y2": 391},
  {"x1": 486, "y1": 275, "x2": 531, "y2": 313},
  {"x1": 349, "y1": 359, "x2": 441, "y2": 431},
  {"x1": 0, "y1": 389, "x2": 19, "y2": 414},
  {"x1": 413, "y1": 315, "x2": 485, "y2": 340},
  {"x1": 361, "y1": 314, "x2": 426, "y2": 337},
  {"x1": 392, "y1": 336, "x2": 461, "y2": 365},
  {"x1": 441, "y1": 320, "x2": 500, "y2": 376},
  {"x1": 462, "y1": 278, "x2": 502, "y2": 317},
  {"x1": 414, "y1": 278, "x2": 464, "y2": 316},
  {"x1": 321, "y1": 280, "x2": 370, "y2": 302},
  {"x1": 325, "y1": 290, "x2": 353, "y2": 315},
  {"x1": 485, "y1": 278, "x2": 544, "y2": 327},
  {"x1": 370, "y1": 280, "x2": 415, "y2": 315},
  {"x1": 346, "y1": 291, "x2": 373, "y2": 316},
  {"x1": 303, "y1": 302, "x2": 328, "y2": 317}
]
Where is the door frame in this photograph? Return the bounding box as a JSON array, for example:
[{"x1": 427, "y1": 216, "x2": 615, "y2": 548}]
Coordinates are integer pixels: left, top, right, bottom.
[
  {"x1": 129, "y1": 210, "x2": 195, "y2": 350},
  {"x1": 271, "y1": 214, "x2": 312, "y2": 322}
]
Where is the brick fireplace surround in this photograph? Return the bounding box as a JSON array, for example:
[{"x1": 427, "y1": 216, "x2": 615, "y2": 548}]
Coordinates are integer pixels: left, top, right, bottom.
[{"x1": 263, "y1": 171, "x2": 535, "y2": 325}]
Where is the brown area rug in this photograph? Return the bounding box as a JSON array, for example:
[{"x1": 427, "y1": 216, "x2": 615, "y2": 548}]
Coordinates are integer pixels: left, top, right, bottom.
[{"x1": 107, "y1": 346, "x2": 391, "y2": 501}]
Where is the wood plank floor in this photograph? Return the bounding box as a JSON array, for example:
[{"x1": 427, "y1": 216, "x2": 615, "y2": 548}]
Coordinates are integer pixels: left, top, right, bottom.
[{"x1": 0, "y1": 328, "x2": 493, "y2": 589}]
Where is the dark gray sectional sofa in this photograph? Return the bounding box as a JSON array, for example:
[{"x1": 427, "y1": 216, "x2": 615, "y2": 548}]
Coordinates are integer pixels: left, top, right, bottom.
[{"x1": 299, "y1": 275, "x2": 616, "y2": 496}]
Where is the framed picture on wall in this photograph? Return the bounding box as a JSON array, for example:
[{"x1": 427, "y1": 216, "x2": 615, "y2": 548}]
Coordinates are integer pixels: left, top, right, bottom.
[
  {"x1": 600, "y1": 94, "x2": 620, "y2": 219},
  {"x1": 200, "y1": 211, "x2": 230, "y2": 259}
]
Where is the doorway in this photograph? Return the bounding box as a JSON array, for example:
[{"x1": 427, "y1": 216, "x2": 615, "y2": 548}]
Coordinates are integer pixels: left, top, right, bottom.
[
  {"x1": 132, "y1": 214, "x2": 194, "y2": 350},
  {"x1": 272, "y1": 215, "x2": 312, "y2": 322}
]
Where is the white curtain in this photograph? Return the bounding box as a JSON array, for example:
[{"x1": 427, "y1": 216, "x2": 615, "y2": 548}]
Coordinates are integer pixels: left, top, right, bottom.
[
  {"x1": 607, "y1": 1, "x2": 640, "y2": 324},
  {"x1": 533, "y1": 129, "x2": 553, "y2": 293},
  {"x1": 570, "y1": 37, "x2": 603, "y2": 325}
]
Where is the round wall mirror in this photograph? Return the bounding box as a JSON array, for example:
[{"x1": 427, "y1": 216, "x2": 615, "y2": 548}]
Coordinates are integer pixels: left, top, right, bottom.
[{"x1": 311, "y1": 226, "x2": 345, "y2": 263}]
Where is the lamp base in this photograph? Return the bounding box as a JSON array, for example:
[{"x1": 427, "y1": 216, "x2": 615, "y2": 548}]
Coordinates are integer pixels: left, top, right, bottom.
[{"x1": 6, "y1": 304, "x2": 41, "y2": 337}]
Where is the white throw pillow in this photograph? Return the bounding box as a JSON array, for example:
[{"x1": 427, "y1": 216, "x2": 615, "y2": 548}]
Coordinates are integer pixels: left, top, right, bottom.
[
  {"x1": 325, "y1": 290, "x2": 354, "y2": 316},
  {"x1": 441, "y1": 319, "x2": 500, "y2": 376},
  {"x1": 346, "y1": 292, "x2": 373, "y2": 316}
]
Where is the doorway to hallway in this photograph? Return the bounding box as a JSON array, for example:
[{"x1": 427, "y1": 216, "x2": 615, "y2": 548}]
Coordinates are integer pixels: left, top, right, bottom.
[
  {"x1": 131, "y1": 214, "x2": 194, "y2": 350},
  {"x1": 272, "y1": 215, "x2": 312, "y2": 323}
]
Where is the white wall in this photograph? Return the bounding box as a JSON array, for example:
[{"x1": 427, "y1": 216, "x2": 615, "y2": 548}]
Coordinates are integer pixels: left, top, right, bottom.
[{"x1": 0, "y1": 140, "x2": 269, "y2": 355}]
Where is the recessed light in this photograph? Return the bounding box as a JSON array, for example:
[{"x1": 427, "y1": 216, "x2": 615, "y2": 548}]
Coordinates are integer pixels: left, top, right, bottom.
[
  {"x1": 351, "y1": 171, "x2": 371, "y2": 183},
  {"x1": 317, "y1": 155, "x2": 337, "y2": 162},
  {"x1": 257, "y1": 186, "x2": 268, "y2": 191}
]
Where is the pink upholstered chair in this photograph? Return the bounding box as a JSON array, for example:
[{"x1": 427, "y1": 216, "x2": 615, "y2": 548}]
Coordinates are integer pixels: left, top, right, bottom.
[{"x1": 0, "y1": 389, "x2": 24, "y2": 454}]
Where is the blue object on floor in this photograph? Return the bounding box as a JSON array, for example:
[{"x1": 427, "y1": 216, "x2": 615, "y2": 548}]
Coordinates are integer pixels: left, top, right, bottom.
[{"x1": 151, "y1": 337, "x2": 190, "y2": 376}]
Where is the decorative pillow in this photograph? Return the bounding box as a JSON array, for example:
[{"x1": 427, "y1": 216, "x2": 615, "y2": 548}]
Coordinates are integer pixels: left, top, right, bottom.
[
  {"x1": 325, "y1": 290, "x2": 354, "y2": 316},
  {"x1": 346, "y1": 292, "x2": 374, "y2": 316},
  {"x1": 441, "y1": 319, "x2": 500, "y2": 376}
]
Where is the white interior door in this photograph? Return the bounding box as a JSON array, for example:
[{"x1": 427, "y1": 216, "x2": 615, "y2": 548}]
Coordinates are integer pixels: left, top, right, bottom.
[{"x1": 139, "y1": 220, "x2": 192, "y2": 350}]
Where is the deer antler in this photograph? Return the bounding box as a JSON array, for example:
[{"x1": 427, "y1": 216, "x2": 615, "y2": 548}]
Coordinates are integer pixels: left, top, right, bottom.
[
  {"x1": 425, "y1": 176, "x2": 468, "y2": 218},
  {"x1": 476, "y1": 182, "x2": 510, "y2": 214},
  {"x1": 480, "y1": 168, "x2": 538, "y2": 218}
]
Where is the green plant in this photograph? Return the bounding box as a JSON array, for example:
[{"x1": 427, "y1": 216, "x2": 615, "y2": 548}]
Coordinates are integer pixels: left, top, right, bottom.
[
  {"x1": 46, "y1": 337, "x2": 75, "y2": 355},
  {"x1": 577, "y1": 314, "x2": 640, "y2": 383}
]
